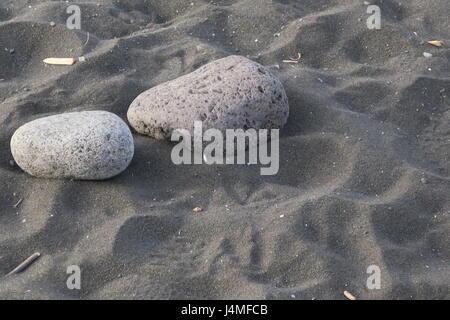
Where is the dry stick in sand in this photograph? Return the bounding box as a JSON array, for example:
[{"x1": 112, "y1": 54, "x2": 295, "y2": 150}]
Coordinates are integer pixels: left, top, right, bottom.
[
  {"x1": 83, "y1": 31, "x2": 90, "y2": 46},
  {"x1": 343, "y1": 290, "x2": 357, "y2": 300},
  {"x1": 6, "y1": 252, "x2": 41, "y2": 276},
  {"x1": 43, "y1": 58, "x2": 76, "y2": 66},
  {"x1": 283, "y1": 52, "x2": 302, "y2": 64},
  {"x1": 13, "y1": 198, "x2": 23, "y2": 208},
  {"x1": 427, "y1": 40, "x2": 444, "y2": 47}
]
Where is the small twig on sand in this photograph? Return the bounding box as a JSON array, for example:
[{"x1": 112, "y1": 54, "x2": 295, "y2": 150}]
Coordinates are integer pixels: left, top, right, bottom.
[
  {"x1": 283, "y1": 52, "x2": 302, "y2": 64},
  {"x1": 343, "y1": 290, "x2": 357, "y2": 300},
  {"x1": 43, "y1": 58, "x2": 76, "y2": 65},
  {"x1": 6, "y1": 252, "x2": 41, "y2": 276},
  {"x1": 427, "y1": 40, "x2": 444, "y2": 47},
  {"x1": 13, "y1": 198, "x2": 23, "y2": 208},
  {"x1": 84, "y1": 31, "x2": 90, "y2": 46}
]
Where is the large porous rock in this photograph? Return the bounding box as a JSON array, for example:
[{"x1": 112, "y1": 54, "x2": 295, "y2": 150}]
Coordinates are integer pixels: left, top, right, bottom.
[
  {"x1": 10, "y1": 111, "x2": 134, "y2": 180},
  {"x1": 127, "y1": 55, "x2": 289, "y2": 139}
]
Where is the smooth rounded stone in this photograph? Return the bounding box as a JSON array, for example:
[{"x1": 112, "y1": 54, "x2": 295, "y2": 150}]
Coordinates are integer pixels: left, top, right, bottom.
[
  {"x1": 10, "y1": 111, "x2": 134, "y2": 180},
  {"x1": 127, "y1": 55, "x2": 289, "y2": 139}
]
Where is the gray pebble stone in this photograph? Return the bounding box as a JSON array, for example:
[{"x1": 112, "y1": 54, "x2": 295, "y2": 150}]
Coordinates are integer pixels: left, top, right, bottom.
[
  {"x1": 10, "y1": 111, "x2": 134, "y2": 180},
  {"x1": 127, "y1": 55, "x2": 289, "y2": 139}
]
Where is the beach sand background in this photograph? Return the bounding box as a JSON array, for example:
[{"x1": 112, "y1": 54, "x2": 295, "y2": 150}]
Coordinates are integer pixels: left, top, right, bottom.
[{"x1": 0, "y1": 0, "x2": 449, "y2": 299}]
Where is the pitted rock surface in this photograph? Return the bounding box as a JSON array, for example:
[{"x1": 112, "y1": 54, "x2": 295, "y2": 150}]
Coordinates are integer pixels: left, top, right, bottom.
[{"x1": 127, "y1": 55, "x2": 289, "y2": 139}]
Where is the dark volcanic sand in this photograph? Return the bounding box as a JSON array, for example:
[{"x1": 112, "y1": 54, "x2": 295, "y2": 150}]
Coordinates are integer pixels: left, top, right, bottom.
[{"x1": 0, "y1": 0, "x2": 449, "y2": 299}]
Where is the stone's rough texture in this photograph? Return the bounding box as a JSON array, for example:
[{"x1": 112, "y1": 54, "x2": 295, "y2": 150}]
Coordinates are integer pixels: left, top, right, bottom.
[
  {"x1": 127, "y1": 55, "x2": 289, "y2": 139},
  {"x1": 11, "y1": 111, "x2": 134, "y2": 180}
]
